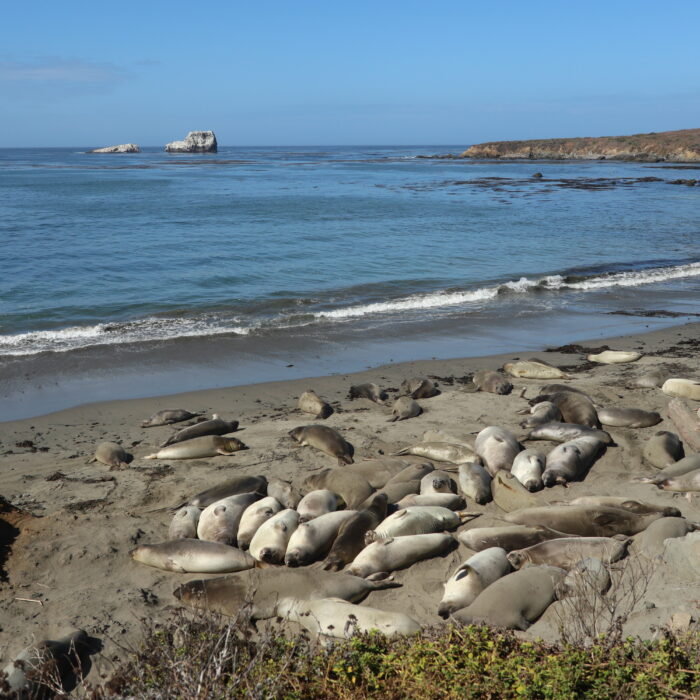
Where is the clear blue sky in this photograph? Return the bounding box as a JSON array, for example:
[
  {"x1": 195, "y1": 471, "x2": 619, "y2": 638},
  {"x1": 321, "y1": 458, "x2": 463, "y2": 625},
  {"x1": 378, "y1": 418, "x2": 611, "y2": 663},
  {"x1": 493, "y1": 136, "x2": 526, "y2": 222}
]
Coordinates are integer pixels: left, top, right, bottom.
[{"x1": 1, "y1": 1, "x2": 699, "y2": 146}]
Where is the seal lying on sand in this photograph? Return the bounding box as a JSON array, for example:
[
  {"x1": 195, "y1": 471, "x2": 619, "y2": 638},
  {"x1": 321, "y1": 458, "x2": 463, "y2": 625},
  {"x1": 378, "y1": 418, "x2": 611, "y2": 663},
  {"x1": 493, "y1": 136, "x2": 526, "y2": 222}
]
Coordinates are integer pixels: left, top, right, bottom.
[
  {"x1": 466, "y1": 370, "x2": 512, "y2": 395},
  {"x1": 303, "y1": 468, "x2": 374, "y2": 509},
  {"x1": 131, "y1": 540, "x2": 255, "y2": 573},
  {"x1": 389, "y1": 396, "x2": 422, "y2": 422},
  {"x1": 285, "y1": 510, "x2": 357, "y2": 567},
  {"x1": 458, "y1": 463, "x2": 492, "y2": 504},
  {"x1": 178, "y1": 475, "x2": 267, "y2": 510},
  {"x1": 168, "y1": 506, "x2": 201, "y2": 539},
  {"x1": 347, "y1": 383, "x2": 388, "y2": 404},
  {"x1": 401, "y1": 377, "x2": 439, "y2": 399},
  {"x1": 523, "y1": 422, "x2": 612, "y2": 445},
  {"x1": 145, "y1": 435, "x2": 247, "y2": 460},
  {"x1": 597, "y1": 407, "x2": 661, "y2": 428},
  {"x1": 289, "y1": 425, "x2": 354, "y2": 465},
  {"x1": 458, "y1": 525, "x2": 564, "y2": 552},
  {"x1": 249, "y1": 509, "x2": 300, "y2": 564},
  {"x1": 503, "y1": 359, "x2": 567, "y2": 380},
  {"x1": 519, "y1": 402, "x2": 563, "y2": 429},
  {"x1": 237, "y1": 497, "x2": 283, "y2": 549},
  {"x1": 372, "y1": 506, "x2": 475, "y2": 538},
  {"x1": 475, "y1": 426, "x2": 521, "y2": 476},
  {"x1": 159, "y1": 415, "x2": 239, "y2": 448},
  {"x1": 531, "y1": 392, "x2": 599, "y2": 428},
  {"x1": 298, "y1": 390, "x2": 333, "y2": 419},
  {"x1": 507, "y1": 536, "x2": 629, "y2": 569},
  {"x1": 89, "y1": 441, "x2": 131, "y2": 468},
  {"x1": 393, "y1": 441, "x2": 479, "y2": 464},
  {"x1": 297, "y1": 489, "x2": 342, "y2": 522},
  {"x1": 141, "y1": 409, "x2": 201, "y2": 427},
  {"x1": 511, "y1": 450, "x2": 545, "y2": 492},
  {"x1": 643, "y1": 431, "x2": 684, "y2": 469},
  {"x1": 661, "y1": 378, "x2": 700, "y2": 400},
  {"x1": 587, "y1": 350, "x2": 641, "y2": 364},
  {"x1": 542, "y1": 436, "x2": 606, "y2": 487}
]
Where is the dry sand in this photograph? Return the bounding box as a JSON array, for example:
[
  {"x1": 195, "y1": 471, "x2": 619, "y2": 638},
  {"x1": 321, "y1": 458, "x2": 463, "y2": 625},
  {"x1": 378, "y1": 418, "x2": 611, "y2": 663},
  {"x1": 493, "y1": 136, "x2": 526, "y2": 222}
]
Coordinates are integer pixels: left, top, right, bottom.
[{"x1": 1, "y1": 321, "x2": 699, "y2": 683}]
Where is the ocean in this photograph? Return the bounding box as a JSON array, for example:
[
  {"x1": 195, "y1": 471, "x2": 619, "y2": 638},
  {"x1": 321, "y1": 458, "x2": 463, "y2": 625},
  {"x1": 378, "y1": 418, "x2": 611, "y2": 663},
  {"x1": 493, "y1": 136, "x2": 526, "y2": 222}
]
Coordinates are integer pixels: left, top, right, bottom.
[{"x1": 1, "y1": 146, "x2": 699, "y2": 420}]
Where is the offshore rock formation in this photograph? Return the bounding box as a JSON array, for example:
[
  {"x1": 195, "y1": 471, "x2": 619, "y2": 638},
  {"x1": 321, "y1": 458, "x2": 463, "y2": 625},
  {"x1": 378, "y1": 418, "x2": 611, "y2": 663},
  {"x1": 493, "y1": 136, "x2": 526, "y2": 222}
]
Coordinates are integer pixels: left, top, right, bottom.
[
  {"x1": 461, "y1": 128, "x2": 700, "y2": 163},
  {"x1": 165, "y1": 130, "x2": 217, "y2": 153},
  {"x1": 88, "y1": 143, "x2": 140, "y2": 154}
]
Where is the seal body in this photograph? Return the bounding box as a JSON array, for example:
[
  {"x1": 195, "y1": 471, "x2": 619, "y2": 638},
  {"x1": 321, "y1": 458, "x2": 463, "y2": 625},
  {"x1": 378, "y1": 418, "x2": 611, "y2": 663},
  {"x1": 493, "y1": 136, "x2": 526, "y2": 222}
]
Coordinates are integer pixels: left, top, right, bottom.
[
  {"x1": 168, "y1": 506, "x2": 202, "y2": 539},
  {"x1": 131, "y1": 540, "x2": 255, "y2": 573},
  {"x1": 141, "y1": 409, "x2": 200, "y2": 427},
  {"x1": 91, "y1": 441, "x2": 130, "y2": 468},
  {"x1": 662, "y1": 378, "x2": 700, "y2": 400},
  {"x1": 562, "y1": 558, "x2": 611, "y2": 596},
  {"x1": 542, "y1": 436, "x2": 605, "y2": 486},
  {"x1": 632, "y1": 517, "x2": 696, "y2": 557},
  {"x1": 507, "y1": 536, "x2": 628, "y2": 569},
  {"x1": 597, "y1": 407, "x2": 661, "y2": 428},
  {"x1": 420, "y1": 470, "x2": 457, "y2": 495},
  {"x1": 303, "y1": 468, "x2": 374, "y2": 509},
  {"x1": 266, "y1": 478, "x2": 302, "y2": 509},
  {"x1": 564, "y1": 496, "x2": 680, "y2": 517},
  {"x1": 457, "y1": 463, "x2": 492, "y2": 504},
  {"x1": 297, "y1": 489, "x2": 341, "y2": 522},
  {"x1": 347, "y1": 383, "x2": 387, "y2": 404},
  {"x1": 373, "y1": 506, "x2": 469, "y2": 538},
  {"x1": 345, "y1": 457, "x2": 413, "y2": 488},
  {"x1": 186, "y1": 475, "x2": 267, "y2": 509},
  {"x1": 643, "y1": 431, "x2": 684, "y2": 469},
  {"x1": 587, "y1": 350, "x2": 641, "y2": 364},
  {"x1": 511, "y1": 449, "x2": 545, "y2": 491},
  {"x1": 237, "y1": 497, "x2": 283, "y2": 549},
  {"x1": 298, "y1": 390, "x2": 333, "y2": 419},
  {"x1": 146, "y1": 435, "x2": 247, "y2": 460},
  {"x1": 504, "y1": 359, "x2": 567, "y2": 379},
  {"x1": 389, "y1": 396, "x2": 422, "y2": 422},
  {"x1": 475, "y1": 426, "x2": 521, "y2": 476},
  {"x1": 657, "y1": 468, "x2": 700, "y2": 492},
  {"x1": 249, "y1": 509, "x2": 300, "y2": 564},
  {"x1": 533, "y1": 392, "x2": 599, "y2": 428},
  {"x1": 520, "y1": 402, "x2": 563, "y2": 428},
  {"x1": 491, "y1": 470, "x2": 539, "y2": 512},
  {"x1": 393, "y1": 441, "x2": 479, "y2": 464},
  {"x1": 197, "y1": 493, "x2": 260, "y2": 545},
  {"x1": 159, "y1": 416, "x2": 239, "y2": 448},
  {"x1": 284, "y1": 510, "x2": 357, "y2": 566},
  {"x1": 471, "y1": 369, "x2": 512, "y2": 395},
  {"x1": 289, "y1": 425, "x2": 354, "y2": 465},
  {"x1": 401, "y1": 377, "x2": 439, "y2": 399},
  {"x1": 458, "y1": 525, "x2": 562, "y2": 552},
  {"x1": 525, "y1": 422, "x2": 612, "y2": 444}
]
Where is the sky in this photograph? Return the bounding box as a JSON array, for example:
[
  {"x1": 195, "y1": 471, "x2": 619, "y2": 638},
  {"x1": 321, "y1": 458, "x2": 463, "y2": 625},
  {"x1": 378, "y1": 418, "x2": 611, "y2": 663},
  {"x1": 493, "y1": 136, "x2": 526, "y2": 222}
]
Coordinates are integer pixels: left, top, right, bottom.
[{"x1": 1, "y1": 1, "x2": 699, "y2": 147}]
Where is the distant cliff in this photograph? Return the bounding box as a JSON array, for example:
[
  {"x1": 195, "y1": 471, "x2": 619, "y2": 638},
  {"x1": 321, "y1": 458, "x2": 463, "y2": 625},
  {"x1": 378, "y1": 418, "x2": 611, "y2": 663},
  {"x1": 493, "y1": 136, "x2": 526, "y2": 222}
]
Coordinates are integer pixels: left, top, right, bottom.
[{"x1": 461, "y1": 128, "x2": 700, "y2": 162}]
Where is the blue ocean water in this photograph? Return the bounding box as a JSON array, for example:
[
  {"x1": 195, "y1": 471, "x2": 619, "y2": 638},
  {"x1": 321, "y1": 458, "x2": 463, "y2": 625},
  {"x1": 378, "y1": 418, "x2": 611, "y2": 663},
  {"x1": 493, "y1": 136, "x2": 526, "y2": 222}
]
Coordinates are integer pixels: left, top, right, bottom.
[{"x1": 1, "y1": 146, "x2": 699, "y2": 419}]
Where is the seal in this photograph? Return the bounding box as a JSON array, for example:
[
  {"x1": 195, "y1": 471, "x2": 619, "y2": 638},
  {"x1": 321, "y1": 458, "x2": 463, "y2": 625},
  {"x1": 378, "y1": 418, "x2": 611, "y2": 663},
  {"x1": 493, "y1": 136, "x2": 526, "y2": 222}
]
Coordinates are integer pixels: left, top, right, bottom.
[
  {"x1": 266, "y1": 478, "x2": 302, "y2": 509},
  {"x1": 643, "y1": 431, "x2": 684, "y2": 469},
  {"x1": 503, "y1": 359, "x2": 568, "y2": 380},
  {"x1": 141, "y1": 409, "x2": 201, "y2": 427},
  {"x1": 507, "y1": 536, "x2": 629, "y2": 569},
  {"x1": 145, "y1": 435, "x2": 247, "y2": 460},
  {"x1": 524, "y1": 422, "x2": 612, "y2": 445},
  {"x1": 303, "y1": 468, "x2": 374, "y2": 509},
  {"x1": 249, "y1": 508, "x2": 300, "y2": 564},
  {"x1": 323, "y1": 493, "x2": 389, "y2": 571},
  {"x1": 438, "y1": 547, "x2": 511, "y2": 618},
  {"x1": 382, "y1": 461, "x2": 435, "y2": 485},
  {"x1": 631, "y1": 517, "x2": 697, "y2": 557},
  {"x1": 389, "y1": 396, "x2": 422, "y2": 422},
  {"x1": 89, "y1": 441, "x2": 131, "y2": 468},
  {"x1": 468, "y1": 369, "x2": 512, "y2": 395},
  {"x1": 475, "y1": 426, "x2": 521, "y2": 476},
  {"x1": 173, "y1": 568, "x2": 402, "y2": 620},
  {"x1": 297, "y1": 489, "x2": 342, "y2": 522},
  {"x1": 653, "y1": 468, "x2": 700, "y2": 492},
  {"x1": 504, "y1": 504, "x2": 664, "y2": 537},
  {"x1": 289, "y1": 425, "x2": 354, "y2": 465},
  {"x1": 597, "y1": 407, "x2": 662, "y2": 428},
  {"x1": 420, "y1": 470, "x2": 457, "y2": 495},
  {"x1": 531, "y1": 392, "x2": 599, "y2": 428},
  {"x1": 422, "y1": 429, "x2": 474, "y2": 446},
  {"x1": 197, "y1": 493, "x2": 261, "y2": 544},
  {"x1": 561, "y1": 557, "x2": 610, "y2": 596},
  {"x1": 397, "y1": 492, "x2": 465, "y2": 510},
  {"x1": 401, "y1": 377, "x2": 439, "y2": 399},
  {"x1": 168, "y1": 505, "x2": 201, "y2": 539},
  {"x1": 451, "y1": 565, "x2": 566, "y2": 630},
  {"x1": 131, "y1": 540, "x2": 255, "y2": 573},
  {"x1": 344, "y1": 457, "x2": 413, "y2": 489},
  {"x1": 237, "y1": 496, "x2": 283, "y2": 549},
  {"x1": 457, "y1": 462, "x2": 492, "y2": 504},
  {"x1": 369, "y1": 479, "x2": 421, "y2": 506},
  {"x1": 347, "y1": 383, "x2": 388, "y2": 404},
  {"x1": 284, "y1": 510, "x2": 357, "y2": 566},
  {"x1": 393, "y1": 441, "x2": 479, "y2": 464},
  {"x1": 562, "y1": 496, "x2": 680, "y2": 517},
  {"x1": 372, "y1": 506, "x2": 476, "y2": 538},
  {"x1": 634, "y1": 453, "x2": 700, "y2": 485},
  {"x1": 348, "y1": 533, "x2": 455, "y2": 578},
  {"x1": 542, "y1": 436, "x2": 606, "y2": 487},
  {"x1": 662, "y1": 378, "x2": 700, "y2": 401},
  {"x1": 633, "y1": 368, "x2": 667, "y2": 389},
  {"x1": 587, "y1": 350, "x2": 641, "y2": 364},
  {"x1": 182, "y1": 475, "x2": 267, "y2": 510},
  {"x1": 491, "y1": 470, "x2": 539, "y2": 512},
  {"x1": 457, "y1": 525, "x2": 563, "y2": 552},
  {"x1": 537, "y1": 384, "x2": 590, "y2": 397},
  {"x1": 511, "y1": 449, "x2": 545, "y2": 491},
  {"x1": 159, "y1": 415, "x2": 239, "y2": 448},
  {"x1": 519, "y1": 401, "x2": 563, "y2": 429},
  {"x1": 298, "y1": 390, "x2": 333, "y2": 419},
  {"x1": 276, "y1": 597, "x2": 420, "y2": 638}
]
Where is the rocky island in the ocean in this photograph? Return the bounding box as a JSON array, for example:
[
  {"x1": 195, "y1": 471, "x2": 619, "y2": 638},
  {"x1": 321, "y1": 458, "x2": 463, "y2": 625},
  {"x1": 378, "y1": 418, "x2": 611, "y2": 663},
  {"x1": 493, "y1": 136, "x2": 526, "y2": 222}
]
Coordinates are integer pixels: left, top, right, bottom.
[
  {"x1": 460, "y1": 127, "x2": 700, "y2": 162},
  {"x1": 165, "y1": 130, "x2": 217, "y2": 153},
  {"x1": 88, "y1": 143, "x2": 141, "y2": 153}
]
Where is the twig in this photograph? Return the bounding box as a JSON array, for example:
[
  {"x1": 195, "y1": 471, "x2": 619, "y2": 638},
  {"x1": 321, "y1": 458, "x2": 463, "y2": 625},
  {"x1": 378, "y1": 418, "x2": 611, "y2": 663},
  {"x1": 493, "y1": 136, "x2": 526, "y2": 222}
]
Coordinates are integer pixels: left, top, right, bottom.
[{"x1": 14, "y1": 597, "x2": 43, "y2": 605}]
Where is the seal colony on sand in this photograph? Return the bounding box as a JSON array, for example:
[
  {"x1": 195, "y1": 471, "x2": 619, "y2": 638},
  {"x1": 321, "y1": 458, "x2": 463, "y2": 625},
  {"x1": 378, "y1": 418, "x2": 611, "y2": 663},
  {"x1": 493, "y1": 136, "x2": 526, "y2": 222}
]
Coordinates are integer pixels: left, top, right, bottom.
[{"x1": 2, "y1": 320, "x2": 700, "y2": 687}]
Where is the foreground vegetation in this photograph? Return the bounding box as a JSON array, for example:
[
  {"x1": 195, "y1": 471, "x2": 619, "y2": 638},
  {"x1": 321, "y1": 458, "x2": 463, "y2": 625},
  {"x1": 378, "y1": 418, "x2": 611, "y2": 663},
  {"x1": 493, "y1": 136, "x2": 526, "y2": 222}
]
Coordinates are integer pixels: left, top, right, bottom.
[{"x1": 99, "y1": 613, "x2": 700, "y2": 700}]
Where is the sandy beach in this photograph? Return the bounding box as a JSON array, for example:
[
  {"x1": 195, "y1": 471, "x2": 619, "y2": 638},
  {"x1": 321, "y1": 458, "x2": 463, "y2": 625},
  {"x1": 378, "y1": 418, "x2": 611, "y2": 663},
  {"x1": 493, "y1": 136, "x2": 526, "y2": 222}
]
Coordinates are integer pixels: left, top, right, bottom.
[{"x1": 1, "y1": 320, "x2": 699, "y2": 685}]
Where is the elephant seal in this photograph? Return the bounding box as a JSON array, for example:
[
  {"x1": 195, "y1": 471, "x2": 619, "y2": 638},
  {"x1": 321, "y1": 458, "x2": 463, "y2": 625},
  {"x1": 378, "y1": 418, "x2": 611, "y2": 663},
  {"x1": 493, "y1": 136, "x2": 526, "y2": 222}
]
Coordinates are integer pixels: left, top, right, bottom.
[
  {"x1": 297, "y1": 489, "x2": 342, "y2": 522},
  {"x1": 145, "y1": 435, "x2": 247, "y2": 460},
  {"x1": 468, "y1": 369, "x2": 512, "y2": 395},
  {"x1": 587, "y1": 350, "x2": 641, "y2": 364},
  {"x1": 383, "y1": 462, "x2": 435, "y2": 485},
  {"x1": 458, "y1": 525, "x2": 563, "y2": 552},
  {"x1": 420, "y1": 470, "x2": 457, "y2": 495},
  {"x1": 597, "y1": 407, "x2": 661, "y2": 428},
  {"x1": 345, "y1": 457, "x2": 413, "y2": 489},
  {"x1": 457, "y1": 463, "x2": 492, "y2": 504},
  {"x1": 491, "y1": 470, "x2": 539, "y2": 512},
  {"x1": 401, "y1": 377, "x2": 439, "y2": 399},
  {"x1": 503, "y1": 359, "x2": 567, "y2": 380},
  {"x1": 524, "y1": 422, "x2": 612, "y2": 445},
  {"x1": 562, "y1": 496, "x2": 680, "y2": 517},
  {"x1": 249, "y1": 509, "x2": 300, "y2": 564},
  {"x1": 531, "y1": 392, "x2": 599, "y2": 428},
  {"x1": 393, "y1": 441, "x2": 479, "y2": 464},
  {"x1": 168, "y1": 505, "x2": 201, "y2": 539},
  {"x1": 451, "y1": 566, "x2": 566, "y2": 630},
  {"x1": 323, "y1": 493, "x2": 388, "y2": 571},
  {"x1": 372, "y1": 506, "x2": 475, "y2": 538},
  {"x1": 542, "y1": 436, "x2": 605, "y2": 487},
  {"x1": 633, "y1": 368, "x2": 667, "y2": 389},
  {"x1": 507, "y1": 536, "x2": 629, "y2": 570},
  {"x1": 635, "y1": 453, "x2": 700, "y2": 485},
  {"x1": 182, "y1": 475, "x2": 267, "y2": 510},
  {"x1": 438, "y1": 547, "x2": 511, "y2": 618},
  {"x1": 289, "y1": 425, "x2": 354, "y2": 465},
  {"x1": 131, "y1": 540, "x2": 255, "y2": 573},
  {"x1": 389, "y1": 396, "x2": 422, "y2": 422},
  {"x1": 511, "y1": 449, "x2": 545, "y2": 491},
  {"x1": 643, "y1": 431, "x2": 684, "y2": 469},
  {"x1": 347, "y1": 383, "x2": 388, "y2": 404},
  {"x1": 276, "y1": 598, "x2": 420, "y2": 638},
  {"x1": 174, "y1": 568, "x2": 401, "y2": 620},
  {"x1": 237, "y1": 497, "x2": 283, "y2": 549},
  {"x1": 537, "y1": 384, "x2": 590, "y2": 398},
  {"x1": 654, "y1": 468, "x2": 700, "y2": 492},
  {"x1": 298, "y1": 390, "x2": 333, "y2": 419},
  {"x1": 285, "y1": 510, "x2": 357, "y2": 566},
  {"x1": 519, "y1": 401, "x2": 563, "y2": 429},
  {"x1": 266, "y1": 478, "x2": 302, "y2": 509},
  {"x1": 562, "y1": 558, "x2": 610, "y2": 596},
  {"x1": 662, "y1": 378, "x2": 700, "y2": 400},
  {"x1": 368, "y1": 479, "x2": 421, "y2": 506},
  {"x1": 303, "y1": 468, "x2": 374, "y2": 509},
  {"x1": 397, "y1": 492, "x2": 465, "y2": 510},
  {"x1": 348, "y1": 533, "x2": 455, "y2": 578},
  {"x1": 632, "y1": 517, "x2": 697, "y2": 557},
  {"x1": 2, "y1": 629, "x2": 95, "y2": 698},
  {"x1": 475, "y1": 426, "x2": 521, "y2": 476},
  {"x1": 504, "y1": 505, "x2": 663, "y2": 537},
  {"x1": 141, "y1": 409, "x2": 201, "y2": 427},
  {"x1": 197, "y1": 493, "x2": 261, "y2": 544},
  {"x1": 159, "y1": 415, "x2": 239, "y2": 448},
  {"x1": 89, "y1": 441, "x2": 131, "y2": 468}
]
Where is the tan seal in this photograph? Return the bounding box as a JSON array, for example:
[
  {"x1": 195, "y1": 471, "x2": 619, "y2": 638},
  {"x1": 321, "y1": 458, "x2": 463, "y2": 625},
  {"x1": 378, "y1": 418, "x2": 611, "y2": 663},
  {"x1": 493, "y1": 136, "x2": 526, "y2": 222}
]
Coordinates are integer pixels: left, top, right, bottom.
[
  {"x1": 389, "y1": 396, "x2": 422, "y2": 422},
  {"x1": 289, "y1": 425, "x2": 354, "y2": 465},
  {"x1": 131, "y1": 540, "x2": 255, "y2": 573},
  {"x1": 89, "y1": 441, "x2": 131, "y2": 468},
  {"x1": 298, "y1": 390, "x2": 333, "y2": 419},
  {"x1": 141, "y1": 408, "x2": 201, "y2": 427},
  {"x1": 145, "y1": 435, "x2": 247, "y2": 460}
]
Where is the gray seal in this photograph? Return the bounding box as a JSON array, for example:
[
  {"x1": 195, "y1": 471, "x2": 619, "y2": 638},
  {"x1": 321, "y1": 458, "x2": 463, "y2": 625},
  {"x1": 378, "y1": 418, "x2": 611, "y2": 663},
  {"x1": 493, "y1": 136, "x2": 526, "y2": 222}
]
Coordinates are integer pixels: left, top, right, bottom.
[
  {"x1": 507, "y1": 536, "x2": 629, "y2": 569},
  {"x1": 643, "y1": 431, "x2": 684, "y2": 469},
  {"x1": 347, "y1": 383, "x2": 388, "y2": 404},
  {"x1": 298, "y1": 390, "x2": 333, "y2": 419},
  {"x1": 145, "y1": 435, "x2": 247, "y2": 460},
  {"x1": 131, "y1": 540, "x2": 255, "y2": 573},
  {"x1": 468, "y1": 369, "x2": 512, "y2": 395},
  {"x1": 297, "y1": 489, "x2": 342, "y2": 522},
  {"x1": 389, "y1": 396, "x2": 422, "y2": 422},
  {"x1": 597, "y1": 407, "x2": 661, "y2": 428},
  {"x1": 475, "y1": 426, "x2": 521, "y2": 476},
  {"x1": 524, "y1": 422, "x2": 613, "y2": 445},
  {"x1": 89, "y1": 441, "x2": 131, "y2": 468},
  {"x1": 180, "y1": 474, "x2": 267, "y2": 510},
  {"x1": 458, "y1": 525, "x2": 563, "y2": 552},
  {"x1": 401, "y1": 377, "x2": 440, "y2": 399},
  {"x1": 141, "y1": 409, "x2": 201, "y2": 427},
  {"x1": 159, "y1": 415, "x2": 239, "y2": 448},
  {"x1": 289, "y1": 425, "x2": 354, "y2": 465},
  {"x1": 457, "y1": 462, "x2": 492, "y2": 504},
  {"x1": 303, "y1": 468, "x2": 375, "y2": 509},
  {"x1": 531, "y1": 391, "x2": 599, "y2": 428},
  {"x1": 542, "y1": 436, "x2": 606, "y2": 487},
  {"x1": 168, "y1": 505, "x2": 201, "y2": 539}
]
